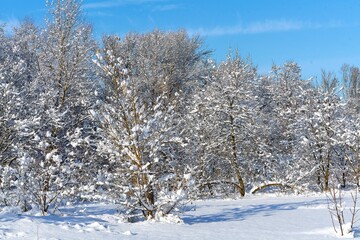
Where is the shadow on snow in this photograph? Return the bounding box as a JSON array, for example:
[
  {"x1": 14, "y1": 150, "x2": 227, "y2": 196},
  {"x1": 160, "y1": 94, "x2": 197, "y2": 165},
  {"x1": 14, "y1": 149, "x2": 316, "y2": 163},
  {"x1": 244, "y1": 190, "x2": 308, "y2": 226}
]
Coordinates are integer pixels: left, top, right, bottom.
[
  {"x1": 0, "y1": 204, "x2": 117, "y2": 225},
  {"x1": 182, "y1": 199, "x2": 327, "y2": 225}
]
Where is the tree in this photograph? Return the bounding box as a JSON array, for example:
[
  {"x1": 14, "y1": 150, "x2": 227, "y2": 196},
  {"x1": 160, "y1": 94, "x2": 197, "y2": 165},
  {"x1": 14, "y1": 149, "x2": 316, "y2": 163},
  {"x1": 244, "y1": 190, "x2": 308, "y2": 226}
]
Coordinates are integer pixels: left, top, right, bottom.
[
  {"x1": 0, "y1": 23, "x2": 39, "y2": 209},
  {"x1": 340, "y1": 65, "x2": 360, "y2": 187},
  {"x1": 292, "y1": 71, "x2": 344, "y2": 191},
  {"x1": 93, "y1": 36, "x2": 192, "y2": 221},
  {"x1": 12, "y1": 0, "x2": 98, "y2": 214},
  {"x1": 248, "y1": 62, "x2": 317, "y2": 193},
  {"x1": 191, "y1": 53, "x2": 259, "y2": 197}
]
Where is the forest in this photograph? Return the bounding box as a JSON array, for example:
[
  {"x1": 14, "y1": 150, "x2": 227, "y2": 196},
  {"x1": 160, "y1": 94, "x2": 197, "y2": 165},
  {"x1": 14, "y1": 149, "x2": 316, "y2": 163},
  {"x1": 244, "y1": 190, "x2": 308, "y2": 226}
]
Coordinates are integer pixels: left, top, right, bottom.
[{"x1": 1, "y1": 0, "x2": 360, "y2": 222}]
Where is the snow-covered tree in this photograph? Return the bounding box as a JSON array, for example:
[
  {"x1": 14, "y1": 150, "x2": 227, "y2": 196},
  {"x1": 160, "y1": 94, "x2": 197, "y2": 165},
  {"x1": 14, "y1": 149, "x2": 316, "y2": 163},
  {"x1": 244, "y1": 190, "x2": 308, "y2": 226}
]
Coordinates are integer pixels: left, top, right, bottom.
[
  {"x1": 340, "y1": 65, "x2": 360, "y2": 187},
  {"x1": 93, "y1": 42, "x2": 191, "y2": 221},
  {"x1": 286, "y1": 70, "x2": 344, "y2": 191},
  {"x1": 250, "y1": 62, "x2": 318, "y2": 193},
  {"x1": 0, "y1": 24, "x2": 38, "y2": 209},
  {"x1": 191, "y1": 53, "x2": 260, "y2": 197},
  {"x1": 11, "y1": 0, "x2": 98, "y2": 214}
]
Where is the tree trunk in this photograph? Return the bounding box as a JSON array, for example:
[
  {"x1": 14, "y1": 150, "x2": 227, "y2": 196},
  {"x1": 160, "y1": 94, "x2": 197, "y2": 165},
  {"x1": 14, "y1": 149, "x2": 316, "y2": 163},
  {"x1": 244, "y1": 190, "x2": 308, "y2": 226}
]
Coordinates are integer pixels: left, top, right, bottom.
[
  {"x1": 324, "y1": 148, "x2": 331, "y2": 192},
  {"x1": 229, "y1": 110, "x2": 245, "y2": 197}
]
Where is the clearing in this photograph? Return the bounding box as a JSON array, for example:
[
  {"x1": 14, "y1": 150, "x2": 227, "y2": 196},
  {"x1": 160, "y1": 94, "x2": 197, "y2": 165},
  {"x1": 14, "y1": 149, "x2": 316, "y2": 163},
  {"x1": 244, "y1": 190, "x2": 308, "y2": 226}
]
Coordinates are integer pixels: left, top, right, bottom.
[{"x1": 0, "y1": 193, "x2": 357, "y2": 239}]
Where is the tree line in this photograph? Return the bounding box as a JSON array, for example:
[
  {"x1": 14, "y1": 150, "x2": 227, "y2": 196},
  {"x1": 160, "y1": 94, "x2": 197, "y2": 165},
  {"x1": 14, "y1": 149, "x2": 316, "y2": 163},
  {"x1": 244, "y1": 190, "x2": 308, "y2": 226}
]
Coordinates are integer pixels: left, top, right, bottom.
[{"x1": 1, "y1": 0, "x2": 360, "y2": 221}]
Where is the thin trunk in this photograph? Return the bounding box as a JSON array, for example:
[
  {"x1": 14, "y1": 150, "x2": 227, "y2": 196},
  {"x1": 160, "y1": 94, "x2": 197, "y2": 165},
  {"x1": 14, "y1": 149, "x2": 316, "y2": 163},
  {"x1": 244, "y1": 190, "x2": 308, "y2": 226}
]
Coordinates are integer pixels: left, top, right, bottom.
[
  {"x1": 228, "y1": 102, "x2": 245, "y2": 197},
  {"x1": 42, "y1": 176, "x2": 50, "y2": 215},
  {"x1": 230, "y1": 132, "x2": 245, "y2": 197},
  {"x1": 324, "y1": 158, "x2": 330, "y2": 192}
]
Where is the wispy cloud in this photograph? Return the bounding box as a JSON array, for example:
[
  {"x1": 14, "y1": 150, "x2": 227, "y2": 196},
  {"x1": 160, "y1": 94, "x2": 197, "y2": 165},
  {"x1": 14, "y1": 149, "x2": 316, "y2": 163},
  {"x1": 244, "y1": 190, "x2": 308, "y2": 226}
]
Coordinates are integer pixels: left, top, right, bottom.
[
  {"x1": 84, "y1": 0, "x2": 167, "y2": 9},
  {"x1": 188, "y1": 20, "x2": 344, "y2": 36},
  {"x1": 87, "y1": 11, "x2": 114, "y2": 17},
  {"x1": 152, "y1": 4, "x2": 179, "y2": 12}
]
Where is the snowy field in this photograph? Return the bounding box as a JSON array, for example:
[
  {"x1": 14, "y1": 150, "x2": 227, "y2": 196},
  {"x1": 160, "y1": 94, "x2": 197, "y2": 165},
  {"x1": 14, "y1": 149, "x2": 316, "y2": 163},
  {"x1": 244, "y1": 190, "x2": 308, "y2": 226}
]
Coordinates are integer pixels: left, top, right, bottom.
[{"x1": 0, "y1": 194, "x2": 359, "y2": 240}]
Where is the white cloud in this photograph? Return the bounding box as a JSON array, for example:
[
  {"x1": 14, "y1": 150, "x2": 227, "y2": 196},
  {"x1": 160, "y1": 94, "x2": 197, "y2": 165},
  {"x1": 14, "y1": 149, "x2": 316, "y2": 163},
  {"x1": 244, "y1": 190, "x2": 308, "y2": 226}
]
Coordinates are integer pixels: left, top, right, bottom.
[
  {"x1": 188, "y1": 20, "x2": 344, "y2": 36},
  {"x1": 87, "y1": 11, "x2": 114, "y2": 17},
  {"x1": 83, "y1": 0, "x2": 122, "y2": 9},
  {"x1": 152, "y1": 4, "x2": 179, "y2": 12},
  {"x1": 84, "y1": 0, "x2": 167, "y2": 9}
]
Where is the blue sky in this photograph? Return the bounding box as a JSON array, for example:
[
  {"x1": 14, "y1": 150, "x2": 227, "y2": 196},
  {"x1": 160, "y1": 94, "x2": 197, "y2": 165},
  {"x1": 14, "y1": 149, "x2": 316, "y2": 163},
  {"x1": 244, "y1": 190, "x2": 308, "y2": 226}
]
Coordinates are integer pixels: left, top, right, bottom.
[{"x1": 1, "y1": 0, "x2": 360, "y2": 79}]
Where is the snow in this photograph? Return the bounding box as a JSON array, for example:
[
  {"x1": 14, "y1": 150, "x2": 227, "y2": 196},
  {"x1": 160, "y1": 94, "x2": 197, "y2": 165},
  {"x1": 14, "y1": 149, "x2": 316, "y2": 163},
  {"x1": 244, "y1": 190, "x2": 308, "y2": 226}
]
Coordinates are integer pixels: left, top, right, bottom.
[{"x1": 0, "y1": 194, "x2": 359, "y2": 239}]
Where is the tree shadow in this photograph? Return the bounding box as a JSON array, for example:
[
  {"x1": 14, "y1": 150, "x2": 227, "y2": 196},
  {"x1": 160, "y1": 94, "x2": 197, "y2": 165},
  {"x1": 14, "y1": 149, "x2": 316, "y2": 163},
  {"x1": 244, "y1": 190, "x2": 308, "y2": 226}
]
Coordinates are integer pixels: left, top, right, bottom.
[
  {"x1": 0, "y1": 204, "x2": 117, "y2": 226},
  {"x1": 352, "y1": 227, "x2": 360, "y2": 238},
  {"x1": 182, "y1": 199, "x2": 327, "y2": 225}
]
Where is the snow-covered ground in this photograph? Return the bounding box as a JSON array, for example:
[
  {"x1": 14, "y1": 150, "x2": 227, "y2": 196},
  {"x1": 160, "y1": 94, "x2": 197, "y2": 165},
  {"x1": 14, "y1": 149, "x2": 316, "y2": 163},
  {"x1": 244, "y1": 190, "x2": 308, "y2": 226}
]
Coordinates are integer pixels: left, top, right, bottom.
[{"x1": 0, "y1": 194, "x2": 358, "y2": 240}]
